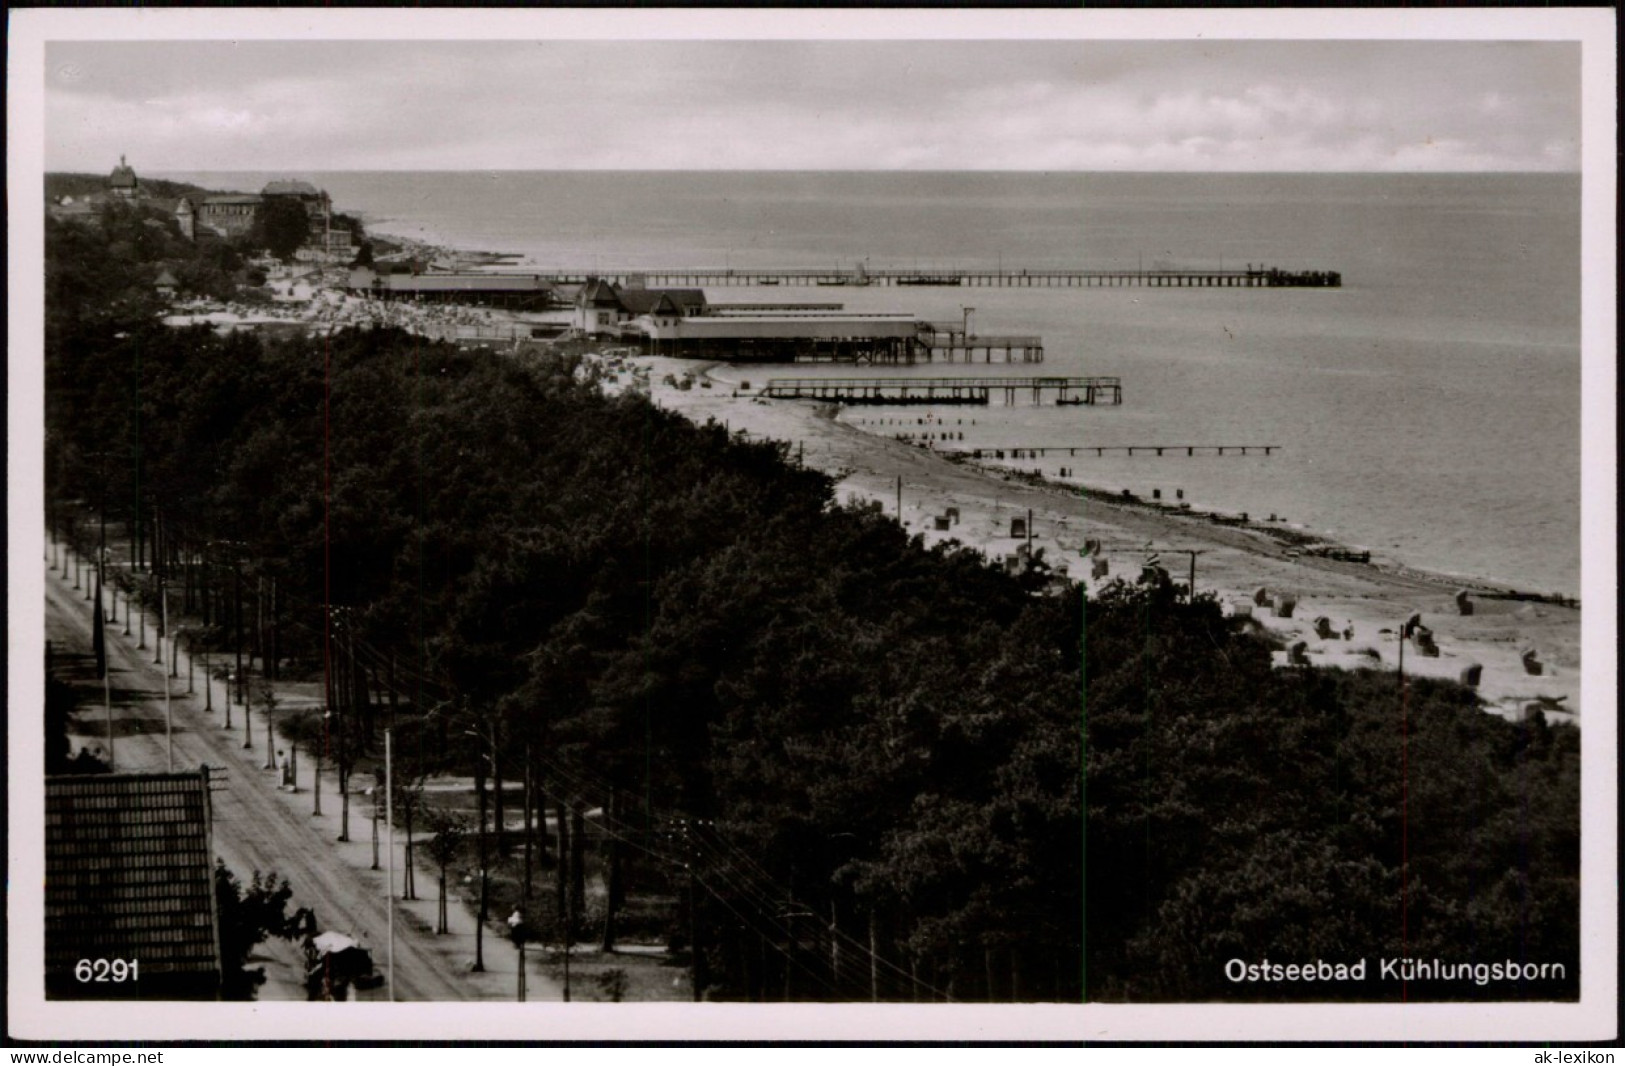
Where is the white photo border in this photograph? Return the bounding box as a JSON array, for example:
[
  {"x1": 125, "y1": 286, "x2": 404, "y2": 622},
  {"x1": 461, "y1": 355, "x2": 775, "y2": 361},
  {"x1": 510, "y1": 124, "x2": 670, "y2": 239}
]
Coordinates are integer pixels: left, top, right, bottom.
[{"x1": 7, "y1": 6, "x2": 1616, "y2": 1044}]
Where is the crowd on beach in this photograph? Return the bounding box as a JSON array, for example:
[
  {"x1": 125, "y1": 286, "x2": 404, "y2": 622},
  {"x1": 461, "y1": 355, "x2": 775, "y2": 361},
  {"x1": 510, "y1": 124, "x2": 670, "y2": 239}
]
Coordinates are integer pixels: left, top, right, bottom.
[
  {"x1": 635, "y1": 356, "x2": 1584, "y2": 729},
  {"x1": 163, "y1": 262, "x2": 532, "y2": 343}
]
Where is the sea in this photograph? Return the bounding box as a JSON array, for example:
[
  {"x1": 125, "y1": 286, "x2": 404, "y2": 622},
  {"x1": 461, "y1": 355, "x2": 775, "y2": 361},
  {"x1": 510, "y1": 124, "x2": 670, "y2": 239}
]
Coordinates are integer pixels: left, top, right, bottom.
[{"x1": 158, "y1": 171, "x2": 1583, "y2": 598}]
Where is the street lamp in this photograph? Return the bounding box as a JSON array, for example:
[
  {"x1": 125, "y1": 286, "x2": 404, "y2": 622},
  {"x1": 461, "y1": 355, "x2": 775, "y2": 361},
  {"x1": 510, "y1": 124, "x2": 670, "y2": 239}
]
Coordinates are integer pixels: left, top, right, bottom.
[
  {"x1": 262, "y1": 683, "x2": 277, "y2": 768},
  {"x1": 463, "y1": 726, "x2": 497, "y2": 975},
  {"x1": 181, "y1": 627, "x2": 195, "y2": 695},
  {"x1": 199, "y1": 626, "x2": 213, "y2": 714},
  {"x1": 242, "y1": 663, "x2": 254, "y2": 751},
  {"x1": 153, "y1": 579, "x2": 166, "y2": 666},
  {"x1": 170, "y1": 611, "x2": 182, "y2": 679},
  {"x1": 507, "y1": 909, "x2": 528, "y2": 1002},
  {"x1": 162, "y1": 605, "x2": 173, "y2": 771},
  {"x1": 370, "y1": 775, "x2": 383, "y2": 870}
]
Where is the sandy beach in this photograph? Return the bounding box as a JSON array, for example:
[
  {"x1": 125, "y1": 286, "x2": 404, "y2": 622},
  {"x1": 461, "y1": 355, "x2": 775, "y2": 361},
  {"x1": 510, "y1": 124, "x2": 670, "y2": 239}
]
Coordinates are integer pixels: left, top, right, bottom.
[
  {"x1": 627, "y1": 355, "x2": 1583, "y2": 726},
  {"x1": 161, "y1": 252, "x2": 1583, "y2": 727}
]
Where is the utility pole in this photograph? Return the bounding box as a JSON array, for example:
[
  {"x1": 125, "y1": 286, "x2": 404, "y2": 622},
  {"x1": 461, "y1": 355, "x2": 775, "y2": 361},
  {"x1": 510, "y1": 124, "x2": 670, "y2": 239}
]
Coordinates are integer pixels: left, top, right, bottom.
[
  {"x1": 386, "y1": 728, "x2": 395, "y2": 1002},
  {"x1": 688, "y1": 842, "x2": 700, "y2": 1002},
  {"x1": 522, "y1": 742, "x2": 533, "y2": 902},
  {"x1": 233, "y1": 557, "x2": 246, "y2": 710},
  {"x1": 313, "y1": 711, "x2": 325, "y2": 817},
  {"x1": 264, "y1": 686, "x2": 277, "y2": 770},
  {"x1": 371, "y1": 768, "x2": 382, "y2": 870},
  {"x1": 869, "y1": 910, "x2": 879, "y2": 1003},
  {"x1": 97, "y1": 566, "x2": 114, "y2": 772},
  {"x1": 162, "y1": 585, "x2": 173, "y2": 772},
  {"x1": 1398, "y1": 617, "x2": 1406, "y2": 689},
  {"x1": 1095, "y1": 541, "x2": 1204, "y2": 601},
  {"x1": 474, "y1": 748, "x2": 488, "y2": 973}
]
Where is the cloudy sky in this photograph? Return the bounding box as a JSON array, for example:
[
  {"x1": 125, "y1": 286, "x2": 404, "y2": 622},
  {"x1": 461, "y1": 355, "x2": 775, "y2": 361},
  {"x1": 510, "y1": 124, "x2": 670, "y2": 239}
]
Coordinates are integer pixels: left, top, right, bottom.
[{"x1": 43, "y1": 35, "x2": 1580, "y2": 173}]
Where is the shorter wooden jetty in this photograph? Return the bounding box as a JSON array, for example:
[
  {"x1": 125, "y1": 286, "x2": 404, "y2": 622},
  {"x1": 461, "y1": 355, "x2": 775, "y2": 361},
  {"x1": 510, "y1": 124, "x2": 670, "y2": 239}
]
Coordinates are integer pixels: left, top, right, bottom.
[
  {"x1": 948, "y1": 443, "x2": 1281, "y2": 458},
  {"x1": 760, "y1": 376, "x2": 1122, "y2": 406},
  {"x1": 915, "y1": 324, "x2": 1044, "y2": 363}
]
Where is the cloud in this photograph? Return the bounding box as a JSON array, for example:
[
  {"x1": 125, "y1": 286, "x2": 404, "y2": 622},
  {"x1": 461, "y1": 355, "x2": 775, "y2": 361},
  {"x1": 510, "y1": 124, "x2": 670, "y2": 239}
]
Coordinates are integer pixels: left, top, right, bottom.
[{"x1": 43, "y1": 40, "x2": 1580, "y2": 172}]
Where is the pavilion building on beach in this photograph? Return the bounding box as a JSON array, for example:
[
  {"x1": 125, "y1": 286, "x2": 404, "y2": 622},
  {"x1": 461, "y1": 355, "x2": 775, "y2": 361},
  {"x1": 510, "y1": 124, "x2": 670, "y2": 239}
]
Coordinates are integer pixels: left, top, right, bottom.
[
  {"x1": 572, "y1": 277, "x2": 926, "y2": 361},
  {"x1": 628, "y1": 311, "x2": 924, "y2": 362},
  {"x1": 573, "y1": 277, "x2": 708, "y2": 334},
  {"x1": 348, "y1": 266, "x2": 556, "y2": 310}
]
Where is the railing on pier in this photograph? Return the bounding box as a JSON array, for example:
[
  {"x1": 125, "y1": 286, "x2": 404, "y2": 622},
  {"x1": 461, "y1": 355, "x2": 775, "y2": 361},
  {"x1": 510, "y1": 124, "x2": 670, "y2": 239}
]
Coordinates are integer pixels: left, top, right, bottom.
[
  {"x1": 761, "y1": 376, "x2": 1122, "y2": 405},
  {"x1": 941, "y1": 443, "x2": 1281, "y2": 459},
  {"x1": 705, "y1": 303, "x2": 847, "y2": 313},
  {"x1": 531, "y1": 266, "x2": 1340, "y2": 289},
  {"x1": 913, "y1": 326, "x2": 1044, "y2": 364}
]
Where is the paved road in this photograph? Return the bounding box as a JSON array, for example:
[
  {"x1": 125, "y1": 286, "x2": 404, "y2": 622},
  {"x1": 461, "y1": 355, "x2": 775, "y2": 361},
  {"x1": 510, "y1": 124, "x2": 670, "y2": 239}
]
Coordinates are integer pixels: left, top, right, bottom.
[{"x1": 45, "y1": 547, "x2": 555, "y2": 1003}]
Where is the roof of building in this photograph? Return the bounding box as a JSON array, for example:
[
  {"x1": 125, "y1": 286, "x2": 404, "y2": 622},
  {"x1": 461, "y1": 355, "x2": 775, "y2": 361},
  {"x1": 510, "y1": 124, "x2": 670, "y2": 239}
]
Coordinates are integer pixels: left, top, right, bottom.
[
  {"x1": 45, "y1": 771, "x2": 221, "y2": 986},
  {"x1": 175, "y1": 197, "x2": 195, "y2": 213},
  {"x1": 577, "y1": 278, "x2": 623, "y2": 308},
  {"x1": 639, "y1": 314, "x2": 922, "y2": 341},
  {"x1": 155, "y1": 269, "x2": 180, "y2": 287},
  {"x1": 617, "y1": 288, "x2": 707, "y2": 315},
  {"x1": 355, "y1": 271, "x2": 550, "y2": 294},
  {"x1": 108, "y1": 155, "x2": 138, "y2": 189},
  {"x1": 262, "y1": 180, "x2": 322, "y2": 197}
]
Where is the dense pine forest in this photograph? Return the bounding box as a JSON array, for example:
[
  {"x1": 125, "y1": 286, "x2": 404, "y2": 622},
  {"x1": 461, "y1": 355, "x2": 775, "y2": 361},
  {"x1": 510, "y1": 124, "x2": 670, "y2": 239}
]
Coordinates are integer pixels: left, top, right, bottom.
[{"x1": 43, "y1": 204, "x2": 1579, "y2": 1001}]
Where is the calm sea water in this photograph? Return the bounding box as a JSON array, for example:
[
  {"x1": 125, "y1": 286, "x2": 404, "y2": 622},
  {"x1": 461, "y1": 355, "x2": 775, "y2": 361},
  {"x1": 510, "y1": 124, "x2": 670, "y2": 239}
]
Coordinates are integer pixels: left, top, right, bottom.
[{"x1": 160, "y1": 172, "x2": 1582, "y2": 596}]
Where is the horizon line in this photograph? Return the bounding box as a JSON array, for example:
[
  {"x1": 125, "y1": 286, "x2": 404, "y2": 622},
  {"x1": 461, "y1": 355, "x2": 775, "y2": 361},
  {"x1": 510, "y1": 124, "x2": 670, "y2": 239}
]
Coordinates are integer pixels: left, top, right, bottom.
[{"x1": 51, "y1": 166, "x2": 1584, "y2": 177}]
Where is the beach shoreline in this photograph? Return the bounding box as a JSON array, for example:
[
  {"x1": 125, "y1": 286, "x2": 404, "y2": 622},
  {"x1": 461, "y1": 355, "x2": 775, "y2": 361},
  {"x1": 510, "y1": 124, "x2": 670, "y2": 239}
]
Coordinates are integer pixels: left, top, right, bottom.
[
  {"x1": 180, "y1": 238, "x2": 1582, "y2": 726},
  {"x1": 627, "y1": 354, "x2": 1582, "y2": 726}
]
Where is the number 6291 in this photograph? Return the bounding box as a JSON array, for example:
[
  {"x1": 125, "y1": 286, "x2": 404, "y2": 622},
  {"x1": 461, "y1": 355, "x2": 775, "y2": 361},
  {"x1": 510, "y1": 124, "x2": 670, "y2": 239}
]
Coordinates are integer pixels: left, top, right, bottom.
[{"x1": 74, "y1": 958, "x2": 138, "y2": 982}]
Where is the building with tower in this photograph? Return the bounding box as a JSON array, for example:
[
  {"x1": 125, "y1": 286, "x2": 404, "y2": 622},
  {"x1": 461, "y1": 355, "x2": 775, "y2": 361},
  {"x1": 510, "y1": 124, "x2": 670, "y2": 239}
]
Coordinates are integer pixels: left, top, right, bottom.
[{"x1": 108, "y1": 155, "x2": 139, "y2": 199}]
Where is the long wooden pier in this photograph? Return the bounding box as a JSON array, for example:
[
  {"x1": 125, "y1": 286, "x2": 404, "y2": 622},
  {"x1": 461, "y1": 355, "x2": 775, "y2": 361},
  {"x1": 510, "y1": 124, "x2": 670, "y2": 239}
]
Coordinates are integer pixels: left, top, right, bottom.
[
  {"x1": 532, "y1": 265, "x2": 1340, "y2": 289},
  {"x1": 761, "y1": 376, "x2": 1122, "y2": 405}
]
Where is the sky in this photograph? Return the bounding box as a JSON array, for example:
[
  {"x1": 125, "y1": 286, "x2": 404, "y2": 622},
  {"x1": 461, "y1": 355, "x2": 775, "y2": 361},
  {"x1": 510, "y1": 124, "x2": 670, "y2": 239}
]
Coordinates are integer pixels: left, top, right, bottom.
[{"x1": 39, "y1": 34, "x2": 1583, "y2": 174}]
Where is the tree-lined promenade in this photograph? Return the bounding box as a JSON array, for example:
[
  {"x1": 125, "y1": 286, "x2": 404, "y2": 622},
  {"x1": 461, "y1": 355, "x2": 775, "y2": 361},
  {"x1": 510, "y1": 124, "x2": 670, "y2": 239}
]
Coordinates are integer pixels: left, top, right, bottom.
[{"x1": 43, "y1": 203, "x2": 1578, "y2": 1001}]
